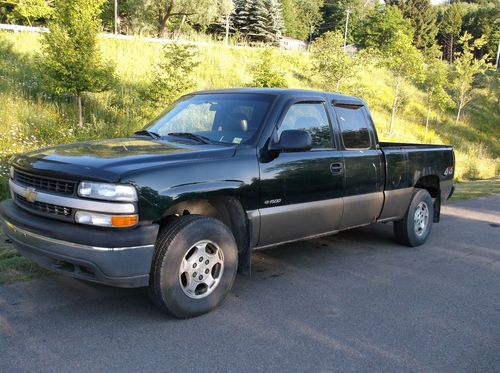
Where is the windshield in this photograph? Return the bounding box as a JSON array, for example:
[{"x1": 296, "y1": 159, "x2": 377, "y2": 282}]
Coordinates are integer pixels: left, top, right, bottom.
[{"x1": 146, "y1": 93, "x2": 275, "y2": 145}]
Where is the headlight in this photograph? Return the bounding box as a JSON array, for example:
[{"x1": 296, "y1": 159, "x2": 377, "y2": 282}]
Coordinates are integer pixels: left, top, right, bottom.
[
  {"x1": 9, "y1": 166, "x2": 14, "y2": 179},
  {"x1": 77, "y1": 181, "x2": 137, "y2": 202},
  {"x1": 75, "y1": 211, "x2": 138, "y2": 228}
]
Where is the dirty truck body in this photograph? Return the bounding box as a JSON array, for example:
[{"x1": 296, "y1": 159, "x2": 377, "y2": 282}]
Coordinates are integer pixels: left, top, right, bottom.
[{"x1": 0, "y1": 89, "x2": 454, "y2": 317}]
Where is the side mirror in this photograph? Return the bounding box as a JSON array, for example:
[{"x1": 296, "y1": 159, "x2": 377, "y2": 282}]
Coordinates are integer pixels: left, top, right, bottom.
[{"x1": 272, "y1": 130, "x2": 312, "y2": 152}]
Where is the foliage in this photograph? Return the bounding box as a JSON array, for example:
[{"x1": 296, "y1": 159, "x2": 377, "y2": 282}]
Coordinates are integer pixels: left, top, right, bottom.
[
  {"x1": 319, "y1": 0, "x2": 363, "y2": 44},
  {"x1": 233, "y1": 0, "x2": 284, "y2": 43},
  {"x1": 461, "y1": 1, "x2": 500, "y2": 62},
  {"x1": 438, "y1": 2, "x2": 463, "y2": 63},
  {"x1": 6, "y1": 0, "x2": 53, "y2": 26},
  {"x1": 40, "y1": 0, "x2": 114, "y2": 126},
  {"x1": 311, "y1": 31, "x2": 353, "y2": 91},
  {"x1": 145, "y1": 43, "x2": 199, "y2": 108},
  {"x1": 422, "y1": 55, "x2": 452, "y2": 132},
  {"x1": 396, "y1": 0, "x2": 438, "y2": 51},
  {"x1": 251, "y1": 48, "x2": 287, "y2": 87},
  {"x1": 357, "y1": 5, "x2": 414, "y2": 49},
  {"x1": 380, "y1": 31, "x2": 424, "y2": 134},
  {"x1": 451, "y1": 32, "x2": 492, "y2": 124},
  {"x1": 281, "y1": 0, "x2": 323, "y2": 40}
]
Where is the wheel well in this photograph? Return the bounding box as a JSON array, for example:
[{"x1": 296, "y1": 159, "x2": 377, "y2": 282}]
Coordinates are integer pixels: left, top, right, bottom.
[
  {"x1": 157, "y1": 197, "x2": 250, "y2": 257},
  {"x1": 415, "y1": 175, "x2": 441, "y2": 222}
]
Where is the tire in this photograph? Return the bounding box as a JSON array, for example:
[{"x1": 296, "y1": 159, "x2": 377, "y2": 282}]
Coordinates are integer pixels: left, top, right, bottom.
[
  {"x1": 393, "y1": 188, "x2": 434, "y2": 247},
  {"x1": 148, "y1": 215, "x2": 238, "y2": 318}
]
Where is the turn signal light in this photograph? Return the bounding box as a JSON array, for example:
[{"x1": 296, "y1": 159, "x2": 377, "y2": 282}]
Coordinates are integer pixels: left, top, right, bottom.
[{"x1": 111, "y1": 215, "x2": 138, "y2": 227}]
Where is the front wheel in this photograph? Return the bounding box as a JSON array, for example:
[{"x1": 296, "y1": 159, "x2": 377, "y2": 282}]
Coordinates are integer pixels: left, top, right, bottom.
[
  {"x1": 148, "y1": 215, "x2": 238, "y2": 318},
  {"x1": 393, "y1": 188, "x2": 434, "y2": 247}
]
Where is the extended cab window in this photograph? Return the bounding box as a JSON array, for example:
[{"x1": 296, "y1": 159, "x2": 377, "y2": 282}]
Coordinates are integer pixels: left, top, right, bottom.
[
  {"x1": 278, "y1": 103, "x2": 332, "y2": 149},
  {"x1": 335, "y1": 105, "x2": 371, "y2": 149}
]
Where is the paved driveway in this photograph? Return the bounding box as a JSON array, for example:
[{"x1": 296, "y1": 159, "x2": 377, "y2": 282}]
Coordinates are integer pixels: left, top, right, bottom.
[{"x1": 1, "y1": 196, "x2": 499, "y2": 372}]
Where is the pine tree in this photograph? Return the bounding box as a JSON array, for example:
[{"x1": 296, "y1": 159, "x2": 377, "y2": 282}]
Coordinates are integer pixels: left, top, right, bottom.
[
  {"x1": 397, "y1": 0, "x2": 438, "y2": 51},
  {"x1": 233, "y1": 0, "x2": 283, "y2": 42},
  {"x1": 40, "y1": 0, "x2": 114, "y2": 127},
  {"x1": 439, "y1": 3, "x2": 463, "y2": 63}
]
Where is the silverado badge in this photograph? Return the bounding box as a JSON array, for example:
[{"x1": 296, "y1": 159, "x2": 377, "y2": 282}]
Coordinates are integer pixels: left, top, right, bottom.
[{"x1": 23, "y1": 187, "x2": 38, "y2": 203}]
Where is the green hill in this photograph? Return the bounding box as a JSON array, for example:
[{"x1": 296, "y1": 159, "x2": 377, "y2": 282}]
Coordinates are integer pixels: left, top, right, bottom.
[{"x1": 0, "y1": 31, "x2": 498, "y2": 198}]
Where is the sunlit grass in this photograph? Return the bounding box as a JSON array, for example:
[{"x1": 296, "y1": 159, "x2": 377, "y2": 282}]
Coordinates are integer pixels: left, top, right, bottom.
[{"x1": 0, "y1": 30, "x2": 498, "y2": 184}]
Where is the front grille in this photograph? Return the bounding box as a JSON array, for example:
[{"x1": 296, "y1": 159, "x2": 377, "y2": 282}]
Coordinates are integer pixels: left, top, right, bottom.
[
  {"x1": 14, "y1": 170, "x2": 76, "y2": 195},
  {"x1": 15, "y1": 193, "x2": 72, "y2": 217}
]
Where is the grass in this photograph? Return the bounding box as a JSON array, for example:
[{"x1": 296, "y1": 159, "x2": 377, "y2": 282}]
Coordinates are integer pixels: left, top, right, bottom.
[
  {"x1": 450, "y1": 178, "x2": 500, "y2": 201},
  {"x1": 0, "y1": 30, "x2": 498, "y2": 190},
  {"x1": 0, "y1": 230, "x2": 48, "y2": 284}
]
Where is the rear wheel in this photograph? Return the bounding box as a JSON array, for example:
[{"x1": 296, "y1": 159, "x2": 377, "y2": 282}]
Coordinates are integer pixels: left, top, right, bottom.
[
  {"x1": 393, "y1": 188, "x2": 434, "y2": 247},
  {"x1": 148, "y1": 215, "x2": 238, "y2": 318}
]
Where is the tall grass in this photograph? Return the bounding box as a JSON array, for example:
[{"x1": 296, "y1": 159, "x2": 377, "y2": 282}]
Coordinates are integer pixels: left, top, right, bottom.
[{"x1": 0, "y1": 30, "x2": 498, "y2": 186}]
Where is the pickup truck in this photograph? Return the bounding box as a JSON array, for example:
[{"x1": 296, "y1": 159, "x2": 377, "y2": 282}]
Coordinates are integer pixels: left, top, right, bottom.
[{"x1": 0, "y1": 89, "x2": 455, "y2": 318}]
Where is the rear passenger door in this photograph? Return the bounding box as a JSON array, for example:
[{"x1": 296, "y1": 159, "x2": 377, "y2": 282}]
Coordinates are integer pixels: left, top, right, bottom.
[
  {"x1": 332, "y1": 103, "x2": 384, "y2": 229},
  {"x1": 258, "y1": 99, "x2": 344, "y2": 246}
]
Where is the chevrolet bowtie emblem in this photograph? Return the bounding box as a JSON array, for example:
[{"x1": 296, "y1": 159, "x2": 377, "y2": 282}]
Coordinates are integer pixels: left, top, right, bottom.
[{"x1": 23, "y1": 187, "x2": 38, "y2": 203}]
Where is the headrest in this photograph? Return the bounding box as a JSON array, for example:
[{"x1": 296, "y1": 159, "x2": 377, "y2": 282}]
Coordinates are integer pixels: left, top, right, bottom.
[{"x1": 223, "y1": 113, "x2": 249, "y2": 132}]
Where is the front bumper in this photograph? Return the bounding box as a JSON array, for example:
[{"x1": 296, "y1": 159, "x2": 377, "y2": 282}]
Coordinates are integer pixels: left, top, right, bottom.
[{"x1": 0, "y1": 200, "x2": 159, "y2": 288}]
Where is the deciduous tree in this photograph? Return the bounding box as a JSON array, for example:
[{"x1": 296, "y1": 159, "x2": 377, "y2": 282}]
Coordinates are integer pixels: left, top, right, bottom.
[
  {"x1": 311, "y1": 31, "x2": 352, "y2": 91},
  {"x1": 452, "y1": 32, "x2": 491, "y2": 124},
  {"x1": 381, "y1": 31, "x2": 424, "y2": 135}
]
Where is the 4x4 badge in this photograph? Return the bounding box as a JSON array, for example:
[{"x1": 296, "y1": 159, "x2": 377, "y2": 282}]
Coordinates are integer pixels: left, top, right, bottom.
[{"x1": 23, "y1": 187, "x2": 38, "y2": 203}]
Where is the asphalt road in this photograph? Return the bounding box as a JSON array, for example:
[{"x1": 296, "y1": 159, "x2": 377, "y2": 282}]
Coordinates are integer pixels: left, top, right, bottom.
[{"x1": 1, "y1": 196, "x2": 499, "y2": 373}]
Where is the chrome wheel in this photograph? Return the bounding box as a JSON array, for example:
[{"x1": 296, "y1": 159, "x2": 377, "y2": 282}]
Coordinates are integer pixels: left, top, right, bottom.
[
  {"x1": 179, "y1": 240, "x2": 224, "y2": 299},
  {"x1": 414, "y1": 201, "x2": 429, "y2": 237}
]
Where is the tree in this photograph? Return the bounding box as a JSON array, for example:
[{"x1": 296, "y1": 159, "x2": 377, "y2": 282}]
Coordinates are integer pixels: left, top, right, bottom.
[
  {"x1": 320, "y1": 0, "x2": 363, "y2": 45},
  {"x1": 40, "y1": 0, "x2": 114, "y2": 127},
  {"x1": 219, "y1": 0, "x2": 235, "y2": 45},
  {"x1": 4, "y1": 0, "x2": 53, "y2": 26},
  {"x1": 233, "y1": 0, "x2": 283, "y2": 43},
  {"x1": 381, "y1": 31, "x2": 424, "y2": 135},
  {"x1": 438, "y1": 3, "x2": 463, "y2": 63},
  {"x1": 462, "y1": 1, "x2": 500, "y2": 62},
  {"x1": 251, "y1": 48, "x2": 287, "y2": 87},
  {"x1": 452, "y1": 32, "x2": 491, "y2": 124},
  {"x1": 395, "y1": 0, "x2": 438, "y2": 51},
  {"x1": 281, "y1": 0, "x2": 323, "y2": 40},
  {"x1": 422, "y1": 54, "x2": 452, "y2": 134},
  {"x1": 146, "y1": 43, "x2": 199, "y2": 107},
  {"x1": 311, "y1": 31, "x2": 352, "y2": 91},
  {"x1": 357, "y1": 5, "x2": 413, "y2": 50}
]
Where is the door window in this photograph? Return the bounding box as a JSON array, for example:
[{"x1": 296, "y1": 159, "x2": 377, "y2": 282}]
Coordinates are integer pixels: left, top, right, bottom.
[
  {"x1": 335, "y1": 105, "x2": 371, "y2": 149},
  {"x1": 278, "y1": 103, "x2": 332, "y2": 149}
]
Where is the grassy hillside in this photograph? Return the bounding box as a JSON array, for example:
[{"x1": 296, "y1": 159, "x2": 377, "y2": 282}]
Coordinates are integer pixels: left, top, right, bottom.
[{"x1": 0, "y1": 31, "x2": 498, "y2": 197}]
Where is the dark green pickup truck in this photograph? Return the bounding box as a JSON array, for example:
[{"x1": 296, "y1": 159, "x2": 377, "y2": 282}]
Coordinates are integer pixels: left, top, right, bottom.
[{"x1": 0, "y1": 89, "x2": 454, "y2": 318}]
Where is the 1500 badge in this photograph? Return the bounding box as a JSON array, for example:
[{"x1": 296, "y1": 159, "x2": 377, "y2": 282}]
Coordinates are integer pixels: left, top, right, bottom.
[{"x1": 264, "y1": 198, "x2": 282, "y2": 205}]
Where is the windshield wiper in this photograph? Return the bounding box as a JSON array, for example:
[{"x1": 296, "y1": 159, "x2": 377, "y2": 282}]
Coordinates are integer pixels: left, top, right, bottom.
[
  {"x1": 167, "y1": 132, "x2": 211, "y2": 144},
  {"x1": 133, "y1": 129, "x2": 161, "y2": 139}
]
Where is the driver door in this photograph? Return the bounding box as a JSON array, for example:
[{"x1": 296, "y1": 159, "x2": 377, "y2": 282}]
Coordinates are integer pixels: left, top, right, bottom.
[{"x1": 257, "y1": 100, "x2": 345, "y2": 246}]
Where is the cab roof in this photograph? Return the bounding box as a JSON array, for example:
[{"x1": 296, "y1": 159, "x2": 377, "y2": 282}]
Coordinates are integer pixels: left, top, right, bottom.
[{"x1": 190, "y1": 88, "x2": 366, "y2": 106}]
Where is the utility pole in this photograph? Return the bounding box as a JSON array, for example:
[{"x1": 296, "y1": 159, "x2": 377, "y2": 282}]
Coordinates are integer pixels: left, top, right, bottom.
[
  {"x1": 344, "y1": 9, "x2": 351, "y2": 48},
  {"x1": 495, "y1": 38, "x2": 500, "y2": 69},
  {"x1": 114, "y1": 0, "x2": 118, "y2": 34}
]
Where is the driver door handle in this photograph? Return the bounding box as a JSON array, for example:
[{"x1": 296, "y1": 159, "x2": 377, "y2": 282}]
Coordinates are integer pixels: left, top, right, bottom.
[{"x1": 330, "y1": 162, "x2": 344, "y2": 175}]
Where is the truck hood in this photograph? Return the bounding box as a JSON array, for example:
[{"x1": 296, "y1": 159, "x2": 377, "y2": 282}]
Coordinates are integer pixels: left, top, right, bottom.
[{"x1": 11, "y1": 138, "x2": 236, "y2": 183}]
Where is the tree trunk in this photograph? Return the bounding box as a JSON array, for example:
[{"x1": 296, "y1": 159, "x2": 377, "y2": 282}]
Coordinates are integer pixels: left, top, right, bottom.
[
  {"x1": 76, "y1": 93, "x2": 83, "y2": 127},
  {"x1": 224, "y1": 13, "x2": 230, "y2": 46},
  {"x1": 389, "y1": 78, "x2": 400, "y2": 136},
  {"x1": 425, "y1": 103, "x2": 431, "y2": 135},
  {"x1": 455, "y1": 101, "x2": 462, "y2": 125},
  {"x1": 158, "y1": 2, "x2": 175, "y2": 38},
  {"x1": 448, "y1": 35, "x2": 454, "y2": 64},
  {"x1": 335, "y1": 80, "x2": 340, "y2": 92}
]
